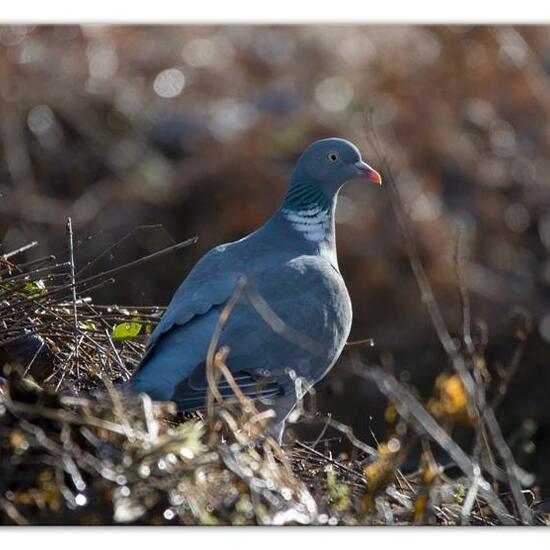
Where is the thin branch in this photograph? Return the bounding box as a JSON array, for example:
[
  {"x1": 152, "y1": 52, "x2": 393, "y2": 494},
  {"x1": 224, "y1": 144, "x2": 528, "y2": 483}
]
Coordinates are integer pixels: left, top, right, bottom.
[{"x1": 66, "y1": 218, "x2": 80, "y2": 378}]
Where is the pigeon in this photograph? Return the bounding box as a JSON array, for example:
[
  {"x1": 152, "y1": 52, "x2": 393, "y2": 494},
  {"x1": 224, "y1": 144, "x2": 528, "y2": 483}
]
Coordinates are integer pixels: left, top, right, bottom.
[{"x1": 130, "y1": 138, "x2": 381, "y2": 439}]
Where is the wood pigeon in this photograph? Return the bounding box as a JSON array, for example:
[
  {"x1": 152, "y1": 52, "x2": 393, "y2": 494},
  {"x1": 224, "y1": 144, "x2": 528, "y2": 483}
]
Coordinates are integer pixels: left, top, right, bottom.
[{"x1": 130, "y1": 138, "x2": 382, "y2": 440}]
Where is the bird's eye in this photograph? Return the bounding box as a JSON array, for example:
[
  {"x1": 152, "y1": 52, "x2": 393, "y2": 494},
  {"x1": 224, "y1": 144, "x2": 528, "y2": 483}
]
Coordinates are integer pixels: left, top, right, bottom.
[{"x1": 327, "y1": 151, "x2": 338, "y2": 163}]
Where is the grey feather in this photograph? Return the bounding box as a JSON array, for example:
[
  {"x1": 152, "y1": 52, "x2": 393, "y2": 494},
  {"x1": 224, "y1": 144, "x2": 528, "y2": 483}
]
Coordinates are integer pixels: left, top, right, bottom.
[{"x1": 129, "y1": 137, "x2": 381, "y2": 440}]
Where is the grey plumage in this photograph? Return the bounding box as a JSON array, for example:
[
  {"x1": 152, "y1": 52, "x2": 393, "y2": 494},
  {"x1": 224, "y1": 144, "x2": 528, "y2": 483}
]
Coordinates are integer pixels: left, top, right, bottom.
[{"x1": 130, "y1": 137, "x2": 381, "y2": 439}]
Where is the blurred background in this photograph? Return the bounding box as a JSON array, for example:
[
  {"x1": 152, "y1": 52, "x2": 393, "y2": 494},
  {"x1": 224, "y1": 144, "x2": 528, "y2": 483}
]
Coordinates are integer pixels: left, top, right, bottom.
[{"x1": 1, "y1": 25, "x2": 550, "y2": 494}]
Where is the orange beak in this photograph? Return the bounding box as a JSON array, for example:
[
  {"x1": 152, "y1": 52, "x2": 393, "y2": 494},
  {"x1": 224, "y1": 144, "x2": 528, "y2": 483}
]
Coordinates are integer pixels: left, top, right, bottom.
[{"x1": 354, "y1": 160, "x2": 382, "y2": 185}]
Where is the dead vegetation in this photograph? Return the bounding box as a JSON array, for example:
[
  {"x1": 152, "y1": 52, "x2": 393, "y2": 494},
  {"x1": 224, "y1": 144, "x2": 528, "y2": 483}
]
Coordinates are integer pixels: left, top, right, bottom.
[{"x1": 1, "y1": 143, "x2": 549, "y2": 526}]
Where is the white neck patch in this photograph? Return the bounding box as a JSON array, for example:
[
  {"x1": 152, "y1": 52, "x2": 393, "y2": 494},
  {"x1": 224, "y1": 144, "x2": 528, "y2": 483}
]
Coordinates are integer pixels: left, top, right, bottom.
[{"x1": 282, "y1": 204, "x2": 331, "y2": 243}]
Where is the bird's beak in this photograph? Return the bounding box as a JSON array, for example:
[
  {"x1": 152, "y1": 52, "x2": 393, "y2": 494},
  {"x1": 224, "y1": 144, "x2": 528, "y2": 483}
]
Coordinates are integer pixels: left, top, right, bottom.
[{"x1": 354, "y1": 160, "x2": 382, "y2": 186}]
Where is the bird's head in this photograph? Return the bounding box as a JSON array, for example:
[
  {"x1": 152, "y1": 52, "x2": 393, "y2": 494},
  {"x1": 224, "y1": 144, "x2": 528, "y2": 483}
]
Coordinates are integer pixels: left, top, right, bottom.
[{"x1": 293, "y1": 137, "x2": 382, "y2": 190}]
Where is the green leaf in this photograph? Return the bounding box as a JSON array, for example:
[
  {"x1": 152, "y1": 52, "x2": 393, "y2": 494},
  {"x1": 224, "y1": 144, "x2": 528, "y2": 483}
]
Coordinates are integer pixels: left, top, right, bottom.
[
  {"x1": 23, "y1": 279, "x2": 46, "y2": 298},
  {"x1": 79, "y1": 320, "x2": 97, "y2": 332},
  {"x1": 112, "y1": 321, "x2": 142, "y2": 341}
]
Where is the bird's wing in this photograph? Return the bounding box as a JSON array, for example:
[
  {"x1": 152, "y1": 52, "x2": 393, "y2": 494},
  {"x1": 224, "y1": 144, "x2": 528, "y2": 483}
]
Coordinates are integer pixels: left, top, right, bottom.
[
  {"x1": 171, "y1": 255, "x2": 351, "y2": 411},
  {"x1": 146, "y1": 244, "x2": 243, "y2": 353},
  {"x1": 130, "y1": 242, "x2": 248, "y2": 398},
  {"x1": 173, "y1": 358, "x2": 285, "y2": 412},
  {"x1": 170, "y1": 313, "x2": 287, "y2": 412}
]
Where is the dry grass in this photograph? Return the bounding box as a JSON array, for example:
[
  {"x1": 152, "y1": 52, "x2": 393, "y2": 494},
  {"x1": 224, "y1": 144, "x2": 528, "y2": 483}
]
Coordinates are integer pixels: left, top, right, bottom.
[{"x1": 1, "y1": 153, "x2": 550, "y2": 524}]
